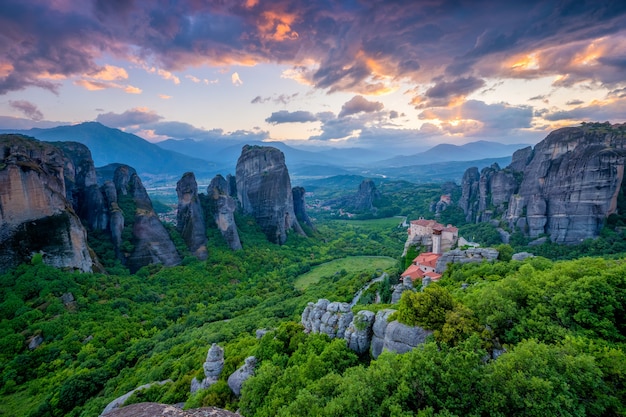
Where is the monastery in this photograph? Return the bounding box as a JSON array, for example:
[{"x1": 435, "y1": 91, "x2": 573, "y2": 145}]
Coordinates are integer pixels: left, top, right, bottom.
[{"x1": 401, "y1": 218, "x2": 459, "y2": 283}]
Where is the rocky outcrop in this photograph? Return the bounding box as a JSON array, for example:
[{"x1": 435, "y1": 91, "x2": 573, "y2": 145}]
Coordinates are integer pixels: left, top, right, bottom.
[
  {"x1": 292, "y1": 186, "x2": 314, "y2": 229},
  {"x1": 235, "y1": 145, "x2": 305, "y2": 244},
  {"x1": 176, "y1": 172, "x2": 208, "y2": 260},
  {"x1": 101, "y1": 403, "x2": 238, "y2": 417},
  {"x1": 0, "y1": 135, "x2": 95, "y2": 272},
  {"x1": 353, "y1": 179, "x2": 381, "y2": 212},
  {"x1": 459, "y1": 123, "x2": 626, "y2": 243},
  {"x1": 56, "y1": 141, "x2": 108, "y2": 231},
  {"x1": 191, "y1": 344, "x2": 224, "y2": 393},
  {"x1": 391, "y1": 276, "x2": 414, "y2": 304},
  {"x1": 435, "y1": 248, "x2": 499, "y2": 274},
  {"x1": 303, "y1": 300, "x2": 432, "y2": 359},
  {"x1": 100, "y1": 165, "x2": 180, "y2": 272},
  {"x1": 512, "y1": 252, "x2": 534, "y2": 261},
  {"x1": 227, "y1": 356, "x2": 256, "y2": 396},
  {"x1": 301, "y1": 299, "x2": 354, "y2": 339},
  {"x1": 207, "y1": 175, "x2": 242, "y2": 250},
  {"x1": 460, "y1": 163, "x2": 519, "y2": 223},
  {"x1": 344, "y1": 310, "x2": 375, "y2": 354},
  {"x1": 505, "y1": 124, "x2": 626, "y2": 243},
  {"x1": 100, "y1": 380, "x2": 172, "y2": 416}
]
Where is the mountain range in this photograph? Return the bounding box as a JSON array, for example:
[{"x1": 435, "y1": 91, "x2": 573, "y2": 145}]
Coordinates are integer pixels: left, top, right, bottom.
[{"x1": 0, "y1": 122, "x2": 529, "y2": 182}]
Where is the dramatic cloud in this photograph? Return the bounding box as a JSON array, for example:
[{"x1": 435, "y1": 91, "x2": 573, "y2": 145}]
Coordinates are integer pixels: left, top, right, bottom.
[
  {"x1": 96, "y1": 108, "x2": 163, "y2": 128},
  {"x1": 338, "y1": 95, "x2": 384, "y2": 118},
  {"x1": 419, "y1": 100, "x2": 533, "y2": 136},
  {"x1": 9, "y1": 100, "x2": 44, "y2": 121},
  {"x1": 265, "y1": 110, "x2": 317, "y2": 124},
  {"x1": 2, "y1": 0, "x2": 625, "y2": 100},
  {"x1": 413, "y1": 77, "x2": 486, "y2": 108}
]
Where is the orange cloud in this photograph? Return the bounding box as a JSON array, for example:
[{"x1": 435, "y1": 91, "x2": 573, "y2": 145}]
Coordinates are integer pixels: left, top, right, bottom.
[
  {"x1": 124, "y1": 85, "x2": 142, "y2": 94},
  {"x1": 159, "y1": 94, "x2": 172, "y2": 99},
  {"x1": 148, "y1": 67, "x2": 180, "y2": 84},
  {"x1": 258, "y1": 10, "x2": 299, "y2": 41},
  {"x1": 0, "y1": 63, "x2": 14, "y2": 78},
  {"x1": 92, "y1": 64, "x2": 128, "y2": 81},
  {"x1": 74, "y1": 79, "x2": 108, "y2": 90}
]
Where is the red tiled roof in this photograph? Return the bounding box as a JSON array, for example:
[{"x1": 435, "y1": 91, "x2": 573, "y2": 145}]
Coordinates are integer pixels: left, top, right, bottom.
[{"x1": 413, "y1": 252, "x2": 441, "y2": 269}]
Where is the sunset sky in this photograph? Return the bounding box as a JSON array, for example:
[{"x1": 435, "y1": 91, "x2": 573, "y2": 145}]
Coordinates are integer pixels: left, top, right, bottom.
[{"x1": 1, "y1": 0, "x2": 625, "y2": 152}]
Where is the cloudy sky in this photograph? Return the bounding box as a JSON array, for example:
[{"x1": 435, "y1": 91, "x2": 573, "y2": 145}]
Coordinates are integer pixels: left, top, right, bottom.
[{"x1": 1, "y1": 0, "x2": 625, "y2": 152}]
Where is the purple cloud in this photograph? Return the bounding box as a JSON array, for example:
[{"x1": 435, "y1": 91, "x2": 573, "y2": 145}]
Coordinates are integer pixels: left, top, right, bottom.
[
  {"x1": 96, "y1": 108, "x2": 163, "y2": 128},
  {"x1": 338, "y1": 95, "x2": 384, "y2": 118},
  {"x1": 265, "y1": 110, "x2": 318, "y2": 124},
  {"x1": 9, "y1": 100, "x2": 44, "y2": 121}
]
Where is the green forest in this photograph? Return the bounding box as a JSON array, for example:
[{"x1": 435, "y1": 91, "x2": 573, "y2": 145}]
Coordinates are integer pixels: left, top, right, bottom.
[{"x1": 1, "y1": 181, "x2": 626, "y2": 417}]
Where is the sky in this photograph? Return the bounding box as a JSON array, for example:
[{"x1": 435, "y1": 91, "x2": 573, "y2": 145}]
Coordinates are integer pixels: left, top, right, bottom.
[{"x1": 1, "y1": 0, "x2": 626, "y2": 153}]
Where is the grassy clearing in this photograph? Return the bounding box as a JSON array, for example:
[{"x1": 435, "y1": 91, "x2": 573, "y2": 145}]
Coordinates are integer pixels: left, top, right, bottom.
[
  {"x1": 329, "y1": 217, "x2": 406, "y2": 230},
  {"x1": 295, "y1": 256, "x2": 398, "y2": 291}
]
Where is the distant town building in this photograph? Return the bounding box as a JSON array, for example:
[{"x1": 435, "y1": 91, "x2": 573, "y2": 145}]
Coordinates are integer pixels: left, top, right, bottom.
[{"x1": 406, "y1": 218, "x2": 458, "y2": 254}]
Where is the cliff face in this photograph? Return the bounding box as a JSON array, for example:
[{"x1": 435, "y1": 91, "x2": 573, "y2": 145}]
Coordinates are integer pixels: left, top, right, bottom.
[
  {"x1": 0, "y1": 135, "x2": 94, "y2": 272},
  {"x1": 459, "y1": 124, "x2": 626, "y2": 243},
  {"x1": 235, "y1": 145, "x2": 305, "y2": 244},
  {"x1": 507, "y1": 125, "x2": 626, "y2": 243},
  {"x1": 55, "y1": 141, "x2": 108, "y2": 231},
  {"x1": 176, "y1": 172, "x2": 208, "y2": 259},
  {"x1": 113, "y1": 166, "x2": 181, "y2": 272},
  {"x1": 353, "y1": 179, "x2": 381, "y2": 212},
  {"x1": 208, "y1": 175, "x2": 242, "y2": 250},
  {"x1": 292, "y1": 186, "x2": 314, "y2": 229}
]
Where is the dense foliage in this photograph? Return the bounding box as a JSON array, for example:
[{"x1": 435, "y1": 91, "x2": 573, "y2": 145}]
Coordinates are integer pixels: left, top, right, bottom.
[{"x1": 2, "y1": 174, "x2": 626, "y2": 417}]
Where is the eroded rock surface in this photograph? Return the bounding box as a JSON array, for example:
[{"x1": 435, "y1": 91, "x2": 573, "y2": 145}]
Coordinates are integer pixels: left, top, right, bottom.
[
  {"x1": 235, "y1": 145, "x2": 305, "y2": 244},
  {"x1": 207, "y1": 175, "x2": 242, "y2": 250},
  {"x1": 0, "y1": 135, "x2": 94, "y2": 272},
  {"x1": 191, "y1": 344, "x2": 224, "y2": 393},
  {"x1": 176, "y1": 172, "x2": 208, "y2": 260},
  {"x1": 227, "y1": 356, "x2": 256, "y2": 396}
]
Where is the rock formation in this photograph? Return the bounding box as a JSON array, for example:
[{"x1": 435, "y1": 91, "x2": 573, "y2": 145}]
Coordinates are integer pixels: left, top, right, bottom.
[
  {"x1": 353, "y1": 179, "x2": 381, "y2": 212},
  {"x1": 55, "y1": 141, "x2": 108, "y2": 231},
  {"x1": 391, "y1": 276, "x2": 414, "y2": 304},
  {"x1": 235, "y1": 145, "x2": 305, "y2": 244},
  {"x1": 100, "y1": 380, "x2": 172, "y2": 415},
  {"x1": 292, "y1": 186, "x2": 314, "y2": 229},
  {"x1": 301, "y1": 299, "x2": 354, "y2": 339},
  {"x1": 227, "y1": 356, "x2": 257, "y2": 396},
  {"x1": 101, "y1": 403, "x2": 239, "y2": 417},
  {"x1": 344, "y1": 310, "x2": 375, "y2": 354},
  {"x1": 459, "y1": 123, "x2": 626, "y2": 243},
  {"x1": 207, "y1": 175, "x2": 242, "y2": 250},
  {"x1": 435, "y1": 248, "x2": 499, "y2": 274},
  {"x1": 191, "y1": 344, "x2": 224, "y2": 393},
  {"x1": 176, "y1": 172, "x2": 208, "y2": 260},
  {"x1": 0, "y1": 135, "x2": 95, "y2": 272},
  {"x1": 303, "y1": 300, "x2": 433, "y2": 359},
  {"x1": 100, "y1": 165, "x2": 181, "y2": 272}
]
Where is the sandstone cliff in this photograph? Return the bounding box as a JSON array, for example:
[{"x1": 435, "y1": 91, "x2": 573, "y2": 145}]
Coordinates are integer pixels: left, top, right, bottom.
[
  {"x1": 459, "y1": 123, "x2": 626, "y2": 243},
  {"x1": 235, "y1": 145, "x2": 305, "y2": 244},
  {"x1": 0, "y1": 135, "x2": 94, "y2": 272},
  {"x1": 176, "y1": 172, "x2": 208, "y2": 259},
  {"x1": 207, "y1": 175, "x2": 242, "y2": 250}
]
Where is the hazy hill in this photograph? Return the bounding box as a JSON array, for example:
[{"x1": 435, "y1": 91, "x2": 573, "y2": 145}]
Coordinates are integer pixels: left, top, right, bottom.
[
  {"x1": 376, "y1": 141, "x2": 528, "y2": 167},
  {"x1": 0, "y1": 122, "x2": 217, "y2": 176}
]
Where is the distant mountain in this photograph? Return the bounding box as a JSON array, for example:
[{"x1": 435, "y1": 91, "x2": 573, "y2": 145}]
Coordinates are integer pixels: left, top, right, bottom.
[
  {"x1": 157, "y1": 138, "x2": 353, "y2": 173},
  {"x1": 0, "y1": 122, "x2": 217, "y2": 176},
  {"x1": 375, "y1": 141, "x2": 529, "y2": 167}
]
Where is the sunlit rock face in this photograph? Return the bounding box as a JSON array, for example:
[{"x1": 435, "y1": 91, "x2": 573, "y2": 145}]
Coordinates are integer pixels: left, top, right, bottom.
[
  {"x1": 235, "y1": 145, "x2": 305, "y2": 244},
  {"x1": 459, "y1": 124, "x2": 626, "y2": 244},
  {"x1": 176, "y1": 172, "x2": 208, "y2": 259},
  {"x1": 0, "y1": 135, "x2": 94, "y2": 272}
]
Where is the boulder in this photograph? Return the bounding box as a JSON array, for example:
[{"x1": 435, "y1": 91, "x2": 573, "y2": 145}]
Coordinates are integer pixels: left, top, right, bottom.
[
  {"x1": 344, "y1": 310, "x2": 375, "y2": 354},
  {"x1": 100, "y1": 380, "x2": 172, "y2": 415},
  {"x1": 191, "y1": 344, "x2": 224, "y2": 393},
  {"x1": 512, "y1": 252, "x2": 534, "y2": 261},
  {"x1": 302, "y1": 299, "x2": 353, "y2": 339},
  {"x1": 382, "y1": 321, "x2": 433, "y2": 355},
  {"x1": 227, "y1": 356, "x2": 256, "y2": 396}
]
